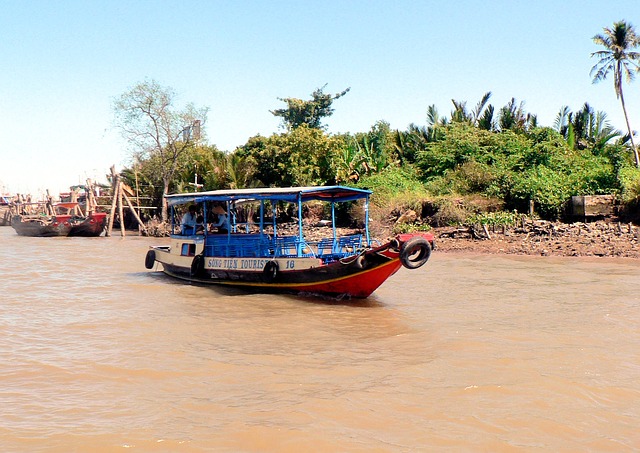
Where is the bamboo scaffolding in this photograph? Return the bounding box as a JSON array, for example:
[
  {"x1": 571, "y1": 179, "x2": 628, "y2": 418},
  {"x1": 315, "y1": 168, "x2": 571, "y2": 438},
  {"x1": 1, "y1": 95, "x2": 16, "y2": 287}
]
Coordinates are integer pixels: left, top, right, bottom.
[
  {"x1": 122, "y1": 190, "x2": 147, "y2": 234},
  {"x1": 105, "y1": 166, "x2": 148, "y2": 238}
]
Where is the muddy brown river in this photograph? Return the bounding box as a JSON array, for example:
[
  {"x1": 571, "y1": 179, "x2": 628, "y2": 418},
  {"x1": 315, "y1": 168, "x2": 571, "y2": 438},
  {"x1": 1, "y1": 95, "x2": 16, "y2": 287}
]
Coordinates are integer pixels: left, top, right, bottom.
[{"x1": 1, "y1": 227, "x2": 638, "y2": 451}]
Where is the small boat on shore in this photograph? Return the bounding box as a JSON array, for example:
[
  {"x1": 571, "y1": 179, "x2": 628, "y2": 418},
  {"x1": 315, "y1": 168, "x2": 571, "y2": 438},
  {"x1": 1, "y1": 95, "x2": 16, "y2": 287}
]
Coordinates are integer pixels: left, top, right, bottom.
[{"x1": 145, "y1": 186, "x2": 434, "y2": 298}]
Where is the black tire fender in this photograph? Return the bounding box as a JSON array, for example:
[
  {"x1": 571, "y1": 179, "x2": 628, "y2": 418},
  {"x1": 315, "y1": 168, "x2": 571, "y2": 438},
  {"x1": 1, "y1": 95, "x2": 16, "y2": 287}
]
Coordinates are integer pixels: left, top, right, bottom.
[
  {"x1": 145, "y1": 249, "x2": 156, "y2": 269},
  {"x1": 190, "y1": 254, "x2": 205, "y2": 277},
  {"x1": 399, "y1": 237, "x2": 432, "y2": 269},
  {"x1": 263, "y1": 260, "x2": 279, "y2": 283}
]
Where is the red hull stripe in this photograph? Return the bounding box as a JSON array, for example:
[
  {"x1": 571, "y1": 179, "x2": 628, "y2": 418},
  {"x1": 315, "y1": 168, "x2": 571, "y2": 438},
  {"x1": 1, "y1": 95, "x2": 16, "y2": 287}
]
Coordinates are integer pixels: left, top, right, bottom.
[{"x1": 207, "y1": 258, "x2": 404, "y2": 297}]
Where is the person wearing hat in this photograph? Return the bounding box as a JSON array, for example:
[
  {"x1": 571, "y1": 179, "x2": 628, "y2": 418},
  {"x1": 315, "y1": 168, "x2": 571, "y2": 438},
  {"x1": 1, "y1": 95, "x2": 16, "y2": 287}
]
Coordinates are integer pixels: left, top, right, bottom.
[
  {"x1": 210, "y1": 205, "x2": 228, "y2": 233},
  {"x1": 181, "y1": 204, "x2": 199, "y2": 235}
]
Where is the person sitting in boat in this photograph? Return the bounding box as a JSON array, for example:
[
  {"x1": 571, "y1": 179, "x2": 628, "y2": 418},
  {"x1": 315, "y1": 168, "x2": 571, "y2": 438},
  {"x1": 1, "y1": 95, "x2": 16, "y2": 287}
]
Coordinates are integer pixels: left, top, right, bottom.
[
  {"x1": 210, "y1": 205, "x2": 228, "y2": 234},
  {"x1": 181, "y1": 204, "x2": 198, "y2": 235},
  {"x1": 195, "y1": 215, "x2": 205, "y2": 233}
]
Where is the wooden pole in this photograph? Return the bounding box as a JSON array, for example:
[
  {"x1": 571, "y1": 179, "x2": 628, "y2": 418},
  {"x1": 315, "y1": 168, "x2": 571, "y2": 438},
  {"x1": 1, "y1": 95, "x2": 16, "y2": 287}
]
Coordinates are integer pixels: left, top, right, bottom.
[
  {"x1": 71, "y1": 188, "x2": 84, "y2": 217},
  {"x1": 134, "y1": 162, "x2": 141, "y2": 222},
  {"x1": 118, "y1": 181, "x2": 126, "y2": 237},
  {"x1": 45, "y1": 190, "x2": 52, "y2": 216},
  {"x1": 482, "y1": 223, "x2": 492, "y2": 240},
  {"x1": 106, "y1": 175, "x2": 119, "y2": 237},
  {"x1": 85, "y1": 178, "x2": 96, "y2": 216}
]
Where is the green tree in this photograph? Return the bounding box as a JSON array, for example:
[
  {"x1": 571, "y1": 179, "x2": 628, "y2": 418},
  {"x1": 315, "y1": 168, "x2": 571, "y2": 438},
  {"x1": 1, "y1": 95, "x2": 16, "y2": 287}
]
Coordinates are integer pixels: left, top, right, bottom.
[
  {"x1": 173, "y1": 144, "x2": 227, "y2": 192},
  {"x1": 113, "y1": 79, "x2": 209, "y2": 220},
  {"x1": 353, "y1": 120, "x2": 396, "y2": 176},
  {"x1": 271, "y1": 84, "x2": 350, "y2": 130},
  {"x1": 237, "y1": 126, "x2": 345, "y2": 187},
  {"x1": 591, "y1": 20, "x2": 640, "y2": 166},
  {"x1": 225, "y1": 152, "x2": 260, "y2": 189},
  {"x1": 333, "y1": 139, "x2": 363, "y2": 183}
]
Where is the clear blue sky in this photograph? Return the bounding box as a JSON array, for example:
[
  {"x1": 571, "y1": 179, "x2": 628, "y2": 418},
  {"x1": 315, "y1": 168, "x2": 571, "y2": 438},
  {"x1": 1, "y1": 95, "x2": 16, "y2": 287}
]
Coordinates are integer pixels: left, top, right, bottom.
[{"x1": 1, "y1": 0, "x2": 639, "y2": 195}]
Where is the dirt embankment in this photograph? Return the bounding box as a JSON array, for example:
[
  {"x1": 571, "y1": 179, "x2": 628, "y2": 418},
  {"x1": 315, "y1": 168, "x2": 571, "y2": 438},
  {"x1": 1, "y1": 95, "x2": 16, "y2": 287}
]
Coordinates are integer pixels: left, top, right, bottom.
[
  {"x1": 432, "y1": 219, "x2": 640, "y2": 258},
  {"x1": 142, "y1": 216, "x2": 640, "y2": 259}
]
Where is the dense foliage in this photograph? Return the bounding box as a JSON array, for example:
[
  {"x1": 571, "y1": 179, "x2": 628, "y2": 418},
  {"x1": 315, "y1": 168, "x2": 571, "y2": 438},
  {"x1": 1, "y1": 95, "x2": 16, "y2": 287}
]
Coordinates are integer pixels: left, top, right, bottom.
[{"x1": 123, "y1": 93, "x2": 640, "y2": 224}]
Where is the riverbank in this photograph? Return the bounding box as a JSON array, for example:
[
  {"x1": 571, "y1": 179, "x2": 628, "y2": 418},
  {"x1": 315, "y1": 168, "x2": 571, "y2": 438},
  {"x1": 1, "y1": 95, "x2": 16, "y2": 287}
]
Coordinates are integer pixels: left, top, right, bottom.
[{"x1": 431, "y1": 219, "x2": 640, "y2": 258}]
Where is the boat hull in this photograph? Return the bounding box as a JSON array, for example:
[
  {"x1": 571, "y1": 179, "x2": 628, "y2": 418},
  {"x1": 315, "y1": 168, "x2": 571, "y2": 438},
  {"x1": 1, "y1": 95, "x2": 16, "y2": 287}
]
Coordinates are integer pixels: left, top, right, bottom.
[
  {"x1": 148, "y1": 235, "x2": 432, "y2": 298},
  {"x1": 11, "y1": 215, "x2": 72, "y2": 237},
  {"x1": 68, "y1": 213, "x2": 108, "y2": 237},
  {"x1": 11, "y1": 213, "x2": 107, "y2": 237}
]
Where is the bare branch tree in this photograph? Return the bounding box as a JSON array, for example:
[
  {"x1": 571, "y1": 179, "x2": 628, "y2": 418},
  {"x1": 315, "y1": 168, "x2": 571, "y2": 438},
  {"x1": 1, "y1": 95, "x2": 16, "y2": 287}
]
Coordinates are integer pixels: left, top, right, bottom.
[{"x1": 113, "y1": 80, "x2": 209, "y2": 220}]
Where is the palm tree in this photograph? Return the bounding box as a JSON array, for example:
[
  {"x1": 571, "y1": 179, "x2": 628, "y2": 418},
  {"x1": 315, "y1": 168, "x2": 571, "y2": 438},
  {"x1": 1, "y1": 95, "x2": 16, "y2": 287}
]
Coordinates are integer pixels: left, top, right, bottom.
[
  {"x1": 591, "y1": 20, "x2": 640, "y2": 167},
  {"x1": 554, "y1": 106, "x2": 571, "y2": 137},
  {"x1": 498, "y1": 98, "x2": 527, "y2": 132},
  {"x1": 477, "y1": 105, "x2": 495, "y2": 131},
  {"x1": 450, "y1": 99, "x2": 471, "y2": 123},
  {"x1": 471, "y1": 91, "x2": 492, "y2": 126}
]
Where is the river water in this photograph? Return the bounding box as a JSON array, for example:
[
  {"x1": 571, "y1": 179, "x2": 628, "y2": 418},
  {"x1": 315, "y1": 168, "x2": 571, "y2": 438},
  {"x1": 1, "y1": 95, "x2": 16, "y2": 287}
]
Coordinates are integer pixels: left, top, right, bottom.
[{"x1": 1, "y1": 226, "x2": 639, "y2": 452}]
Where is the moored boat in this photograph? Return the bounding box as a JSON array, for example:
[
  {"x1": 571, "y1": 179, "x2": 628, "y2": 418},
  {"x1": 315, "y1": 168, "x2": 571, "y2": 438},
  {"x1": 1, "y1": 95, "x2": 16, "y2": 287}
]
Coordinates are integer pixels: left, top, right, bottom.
[
  {"x1": 68, "y1": 212, "x2": 108, "y2": 237},
  {"x1": 11, "y1": 214, "x2": 73, "y2": 237},
  {"x1": 11, "y1": 201, "x2": 108, "y2": 238},
  {"x1": 145, "y1": 186, "x2": 434, "y2": 299},
  {"x1": 11, "y1": 212, "x2": 108, "y2": 237}
]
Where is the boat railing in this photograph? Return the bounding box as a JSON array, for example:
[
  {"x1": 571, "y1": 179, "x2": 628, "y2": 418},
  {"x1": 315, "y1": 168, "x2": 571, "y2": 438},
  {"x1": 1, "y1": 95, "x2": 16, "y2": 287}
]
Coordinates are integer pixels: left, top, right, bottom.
[
  {"x1": 190, "y1": 231, "x2": 364, "y2": 260},
  {"x1": 274, "y1": 236, "x2": 315, "y2": 258},
  {"x1": 315, "y1": 237, "x2": 335, "y2": 257},
  {"x1": 335, "y1": 234, "x2": 363, "y2": 255},
  {"x1": 309, "y1": 234, "x2": 364, "y2": 262},
  {"x1": 204, "y1": 233, "x2": 274, "y2": 258}
]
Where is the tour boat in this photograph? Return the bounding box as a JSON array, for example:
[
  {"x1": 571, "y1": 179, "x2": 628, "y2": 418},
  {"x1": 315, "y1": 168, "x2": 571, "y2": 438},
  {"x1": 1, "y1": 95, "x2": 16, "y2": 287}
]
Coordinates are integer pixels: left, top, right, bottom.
[{"x1": 145, "y1": 186, "x2": 434, "y2": 298}]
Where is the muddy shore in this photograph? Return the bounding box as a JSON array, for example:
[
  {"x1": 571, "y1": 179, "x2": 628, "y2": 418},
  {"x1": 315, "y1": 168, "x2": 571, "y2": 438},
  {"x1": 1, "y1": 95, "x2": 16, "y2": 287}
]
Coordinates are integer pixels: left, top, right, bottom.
[
  {"x1": 142, "y1": 218, "x2": 640, "y2": 259},
  {"x1": 430, "y1": 219, "x2": 640, "y2": 258}
]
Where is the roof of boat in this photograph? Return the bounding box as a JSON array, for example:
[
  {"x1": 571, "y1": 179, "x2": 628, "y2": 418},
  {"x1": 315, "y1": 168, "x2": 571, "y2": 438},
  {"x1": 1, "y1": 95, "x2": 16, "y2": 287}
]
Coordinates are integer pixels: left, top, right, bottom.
[{"x1": 165, "y1": 185, "x2": 371, "y2": 206}]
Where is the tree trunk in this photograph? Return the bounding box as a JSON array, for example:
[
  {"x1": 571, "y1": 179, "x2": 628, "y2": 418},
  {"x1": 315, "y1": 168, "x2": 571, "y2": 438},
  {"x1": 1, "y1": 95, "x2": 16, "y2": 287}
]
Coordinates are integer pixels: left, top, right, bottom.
[
  {"x1": 619, "y1": 89, "x2": 639, "y2": 167},
  {"x1": 161, "y1": 180, "x2": 170, "y2": 221}
]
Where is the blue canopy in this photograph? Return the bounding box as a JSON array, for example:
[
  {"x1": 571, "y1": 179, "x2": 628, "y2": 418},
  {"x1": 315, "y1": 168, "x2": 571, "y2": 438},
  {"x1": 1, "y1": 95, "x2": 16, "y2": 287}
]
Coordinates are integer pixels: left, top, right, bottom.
[{"x1": 165, "y1": 185, "x2": 371, "y2": 207}]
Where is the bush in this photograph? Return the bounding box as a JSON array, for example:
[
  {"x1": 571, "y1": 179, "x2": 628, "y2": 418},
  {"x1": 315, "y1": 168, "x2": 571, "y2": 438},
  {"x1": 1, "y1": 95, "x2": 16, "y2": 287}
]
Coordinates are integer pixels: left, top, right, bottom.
[
  {"x1": 424, "y1": 161, "x2": 499, "y2": 195},
  {"x1": 617, "y1": 165, "x2": 640, "y2": 202},
  {"x1": 465, "y1": 211, "x2": 520, "y2": 227},
  {"x1": 502, "y1": 166, "x2": 574, "y2": 218},
  {"x1": 356, "y1": 166, "x2": 427, "y2": 208},
  {"x1": 392, "y1": 222, "x2": 432, "y2": 234}
]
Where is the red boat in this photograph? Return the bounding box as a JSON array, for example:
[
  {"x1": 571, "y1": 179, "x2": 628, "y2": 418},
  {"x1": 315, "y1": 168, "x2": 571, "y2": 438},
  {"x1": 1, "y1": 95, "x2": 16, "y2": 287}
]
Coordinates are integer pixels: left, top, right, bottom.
[{"x1": 145, "y1": 186, "x2": 434, "y2": 299}]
